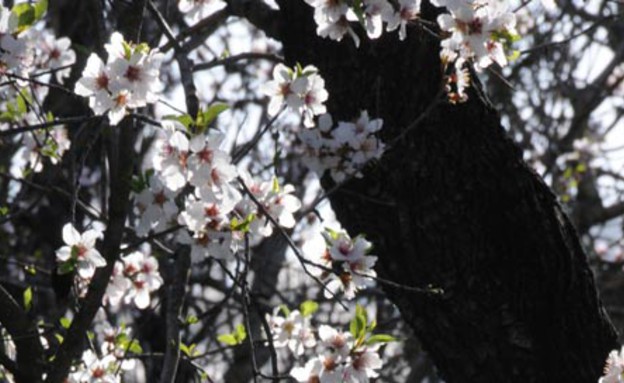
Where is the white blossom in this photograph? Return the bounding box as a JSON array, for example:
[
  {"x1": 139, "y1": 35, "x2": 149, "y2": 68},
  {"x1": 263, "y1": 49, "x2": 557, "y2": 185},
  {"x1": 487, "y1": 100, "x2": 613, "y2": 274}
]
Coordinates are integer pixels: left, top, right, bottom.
[
  {"x1": 56, "y1": 223, "x2": 105, "y2": 279},
  {"x1": 262, "y1": 64, "x2": 328, "y2": 127},
  {"x1": 601, "y1": 347, "x2": 624, "y2": 383},
  {"x1": 266, "y1": 308, "x2": 316, "y2": 356}
]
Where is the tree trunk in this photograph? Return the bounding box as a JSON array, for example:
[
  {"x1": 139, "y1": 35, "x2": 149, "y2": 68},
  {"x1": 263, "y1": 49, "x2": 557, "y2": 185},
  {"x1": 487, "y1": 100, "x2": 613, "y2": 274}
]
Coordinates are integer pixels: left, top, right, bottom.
[{"x1": 275, "y1": 1, "x2": 618, "y2": 381}]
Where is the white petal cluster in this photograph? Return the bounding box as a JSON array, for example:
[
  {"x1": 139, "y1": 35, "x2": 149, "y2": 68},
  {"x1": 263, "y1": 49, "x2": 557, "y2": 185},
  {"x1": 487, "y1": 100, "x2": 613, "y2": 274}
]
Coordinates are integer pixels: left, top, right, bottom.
[
  {"x1": 237, "y1": 170, "x2": 302, "y2": 244},
  {"x1": 279, "y1": 318, "x2": 384, "y2": 383},
  {"x1": 15, "y1": 124, "x2": 71, "y2": 175},
  {"x1": 26, "y1": 28, "x2": 76, "y2": 83},
  {"x1": 304, "y1": 0, "x2": 421, "y2": 46},
  {"x1": 96, "y1": 323, "x2": 137, "y2": 371},
  {"x1": 56, "y1": 223, "x2": 105, "y2": 280},
  {"x1": 312, "y1": 229, "x2": 378, "y2": 300},
  {"x1": 104, "y1": 251, "x2": 163, "y2": 310},
  {"x1": 67, "y1": 321, "x2": 141, "y2": 382},
  {"x1": 75, "y1": 32, "x2": 163, "y2": 125},
  {"x1": 134, "y1": 175, "x2": 179, "y2": 237},
  {"x1": 299, "y1": 111, "x2": 385, "y2": 183},
  {"x1": 291, "y1": 336, "x2": 383, "y2": 383},
  {"x1": 147, "y1": 120, "x2": 303, "y2": 263},
  {"x1": 0, "y1": 5, "x2": 34, "y2": 79},
  {"x1": 178, "y1": 0, "x2": 226, "y2": 23},
  {"x1": 433, "y1": 0, "x2": 517, "y2": 71},
  {"x1": 600, "y1": 347, "x2": 624, "y2": 383},
  {"x1": 66, "y1": 349, "x2": 120, "y2": 383},
  {"x1": 445, "y1": 57, "x2": 471, "y2": 104},
  {"x1": 261, "y1": 63, "x2": 328, "y2": 127},
  {"x1": 266, "y1": 308, "x2": 317, "y2": 356}
]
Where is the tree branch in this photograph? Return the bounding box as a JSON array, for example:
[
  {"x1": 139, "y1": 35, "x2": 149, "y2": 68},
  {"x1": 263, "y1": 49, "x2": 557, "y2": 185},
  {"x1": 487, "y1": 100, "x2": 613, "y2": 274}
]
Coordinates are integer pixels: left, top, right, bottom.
[
  {"x1": 148, "y1": 0, "x2": 199, "y2": 118},
  {"x1": 45, "y1": 118, "x2": 138, "y2": 383},
  {"x1": 0, "y1": 285, "x2": 43, "y2": 383},
  {"x1": 225, "y1": 0, "x2": 281, "y2": 40},
  {"x1": 159, "y1": 247, "x2": 191, "y2": 383}
]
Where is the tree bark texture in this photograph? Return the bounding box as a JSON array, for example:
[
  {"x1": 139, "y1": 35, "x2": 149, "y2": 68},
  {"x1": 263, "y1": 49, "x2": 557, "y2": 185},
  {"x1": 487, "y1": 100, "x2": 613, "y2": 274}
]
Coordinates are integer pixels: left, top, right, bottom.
[{"x1": 276, "y1": 1, "x2": 618, "y2": 382}]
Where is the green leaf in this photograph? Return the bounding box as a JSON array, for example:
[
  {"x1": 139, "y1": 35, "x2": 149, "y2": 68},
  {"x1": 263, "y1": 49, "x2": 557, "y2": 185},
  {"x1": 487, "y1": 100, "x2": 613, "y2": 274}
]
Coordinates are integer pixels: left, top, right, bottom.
[
  {"x1": 230, "y1": 213, "x2": 255, "y2": 233},
  {"x1": 33, "y1": 0, "x2": 48, "y2": 20},
  {"x1": 122, "y1": 41, "x2": 133, "y2": 60},
  {"x1": 278, "y1": 304, "x2": 291, "y2": 317},
  {"x1": 23, "y1": 286, "x2": 32, "y2": 312},
  {"x1": 163, "y1": 114, "x2": 194, "y2": 130},
  {"x1": 356, "y1": 304, "x2": 368, "y2": 325},
  {"x1": 272, "y1": 177, "x2": 280, "y2": 193},
  {"x1": 12, "y1": 3, "x2": 36, "y2": 33},
  {"x1": 16, "y1": 93, "x2": 28, "y2": 115},
  {"x1": 195, "y1": 103, "x2": 229, "y2": 133},
  {"x1": 323, "y1": 227, "x2": 341, "y2": 243},
  {"x1": 350, "y1": 305, "x2": 368, "y2": 341},
  {"x1": 217, "y1": 333, "x2": 238, "y2": 346},
  {"x1": 218, "y1": 324, "x2": 247, "y2": 346},
  {"x1": 54, "y1": 333, "x2": 63, "y2": 344},
  {"x1": 121, "y1": 339, "x2": 143, "y2": 354},
  {"x1": 24, "y1": 264, "x2": 36, "y2": 275},
  {"x1": 368, "y1": 318, "x2": 377, "y2": 331},
  {"x1": 185, "y1": 315, "x2": 199, "y2": 325},
  {"x1": 179, "y1": 342, "x2": 192, "y2": 356},
  {"x1": 134, "y1": 42, "x2": 150, "y2": 55},
  {"x1": 294, "y1": 62, "x2": 304, "y2": 77},
  {"x1": 0, "y1": 206, "x2": 9, "y2": 216},
  {"x1": 365, "y1": 334, "x2": 397, "y2": 345},
  {"x1": 130, "y1": 169, "x2": 154, "y2": 193},
  {"x1": 507, "y1": 50, "x2": 520, "y2": 62},
  {"x1": 234, "y1": 324, "x2": 247, "y2": 343},
  {"x1": 11, "y1": 0, "x2": 46, "y2": 33},
  {"x1": 57, "y1": 261, "x2": 75, "y2": 275},
  {"x1": 59, "y1": 317, "x2": 71, "y2": 329},
  {"x1": 299, "y1": 300, "x2": 319, "y2": 317},
  {"x1": 351, "y1": 0, "x2": 366, "y2": 27}
]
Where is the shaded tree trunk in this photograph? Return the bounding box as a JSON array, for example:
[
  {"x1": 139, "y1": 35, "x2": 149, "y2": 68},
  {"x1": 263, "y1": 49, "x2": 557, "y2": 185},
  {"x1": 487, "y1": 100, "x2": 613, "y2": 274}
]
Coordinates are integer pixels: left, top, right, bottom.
[{"x1": 275, "y1": 1, "x2": 618, "y2": 381}]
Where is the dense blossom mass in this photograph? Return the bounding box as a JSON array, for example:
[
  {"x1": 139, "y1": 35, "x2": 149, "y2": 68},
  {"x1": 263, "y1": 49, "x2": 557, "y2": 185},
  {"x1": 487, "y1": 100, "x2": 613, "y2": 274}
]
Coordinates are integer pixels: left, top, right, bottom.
[
  {"x1": 266, "y1": 304, "x2": 392, "y2": 383},
  {"x1": 299, "y1": 111, "x2": 386, "y2": 182},
  {"x1": 75, "y1": 32, "x2": 163, "y2": 125},
  {"x1": 262, "y1": 63, "x2": 329, "y2": 127}
]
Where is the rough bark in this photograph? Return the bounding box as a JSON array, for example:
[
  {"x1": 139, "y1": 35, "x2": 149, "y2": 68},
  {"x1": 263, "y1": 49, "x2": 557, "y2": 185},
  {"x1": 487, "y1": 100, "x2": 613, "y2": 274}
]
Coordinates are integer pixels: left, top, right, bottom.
[{"x1": 275, "y1": 2, "x2": 618, "y2": 382}]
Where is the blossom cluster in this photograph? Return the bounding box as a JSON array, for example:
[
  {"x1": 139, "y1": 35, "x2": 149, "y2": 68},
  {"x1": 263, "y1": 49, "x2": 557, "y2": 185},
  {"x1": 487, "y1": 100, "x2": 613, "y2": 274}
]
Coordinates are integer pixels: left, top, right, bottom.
[
  {"x1": 266, "y1": 304, "x2": 393, "y2": 383},
  {"x1": 299, "y1": 111, "x2": 385, "y2": 183},
  {"x1": 55, "y1": 223, "x2": 164, "y2": 309},
  {"x1": 67, "y1": 323, "x2": 140, "y2": 383},
  {"x1": 600, "y1": 347, "x2": 624, "y2": 383},
  {"x1": 75, "y1": 32, "x2": 163, "y2": 125},
  {"x1": 304, "y1": 0, "x2": 421, "y2": 46},
  {"x1": 432, "y1": 0, "x2": 518, "y2": 71},
  {"x1": 142, "y1": 119, "x2": 302, "y2": 262},
  {"x1": 0, "y1": 3, "x2": 76, "y2": 177},
  {"x1": 0, "y1": 5, "x2": 33, "y2": 79},
  {"x1": 261, "y1": 63, "x2": 328, "y2": 127},
  {"x1": 308, "y1": 228, "x2": 378, "y2": 299},
  {"x1": 432, "y1": 0, "x2": 518, "y2": 102},
  {"x1": 303, "y1": 0, "x2": 519, "y2": 103},
  {"x1": 12, "y1": 122, "x2": 71, "y2": 176},
  {"x1": 266, "y1": 307, "x2": 316, "y2": 356},
  {"x1": 105, "y1": 251, "x2": 164, "y2": 310}
]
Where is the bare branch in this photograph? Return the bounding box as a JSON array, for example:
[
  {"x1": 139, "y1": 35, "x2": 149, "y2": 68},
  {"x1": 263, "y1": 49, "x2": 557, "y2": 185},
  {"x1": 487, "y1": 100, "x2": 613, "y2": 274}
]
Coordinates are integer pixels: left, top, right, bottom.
[{"x1": 0, "y1": 285, "x2": 44, "y2": 383}]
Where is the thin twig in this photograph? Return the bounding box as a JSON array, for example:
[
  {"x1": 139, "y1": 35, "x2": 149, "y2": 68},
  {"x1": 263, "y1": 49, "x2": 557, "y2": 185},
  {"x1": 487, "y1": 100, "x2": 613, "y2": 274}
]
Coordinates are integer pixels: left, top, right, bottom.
[{"x1": 193, "y1": 53, "x2": 283, "y2": 72}]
